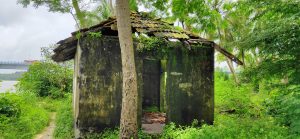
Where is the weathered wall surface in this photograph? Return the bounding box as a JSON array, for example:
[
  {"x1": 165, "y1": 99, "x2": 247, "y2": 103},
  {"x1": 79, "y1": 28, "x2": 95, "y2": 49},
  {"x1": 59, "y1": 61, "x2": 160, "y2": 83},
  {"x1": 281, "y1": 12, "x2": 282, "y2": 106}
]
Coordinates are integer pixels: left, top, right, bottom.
[
  {"x1": 74, "y1": 36, "x2": 143, "y2": 136},
  {"x1": 76, "y1": 36, "x2": 123, "y2": 133},
  {"x1": 166, "y1": 46, "x2": 214, "y2": 125},
  {"x1": 73, "y1": 35, "x2": 214, "y2": 136},
  {"x1": 73, "y1": 44, "x2": 81, "y2": 138}
]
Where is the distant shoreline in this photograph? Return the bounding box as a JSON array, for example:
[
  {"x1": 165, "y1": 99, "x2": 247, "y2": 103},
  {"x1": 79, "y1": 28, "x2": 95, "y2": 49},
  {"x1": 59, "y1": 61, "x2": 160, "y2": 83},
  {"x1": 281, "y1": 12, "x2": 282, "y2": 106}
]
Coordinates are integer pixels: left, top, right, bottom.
[{"x1": 0, "y1": 69, "x2": 25, "y2": 81}]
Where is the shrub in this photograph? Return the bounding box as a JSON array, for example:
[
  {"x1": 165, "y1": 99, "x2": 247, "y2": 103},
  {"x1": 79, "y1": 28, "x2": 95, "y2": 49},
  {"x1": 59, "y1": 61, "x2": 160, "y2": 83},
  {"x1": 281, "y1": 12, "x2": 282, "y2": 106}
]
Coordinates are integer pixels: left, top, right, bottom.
[
  {"x1": 81, "y1": 129, "x2": 152, "y2": 139},
  {"x1": 18, "y1": 62, "x2": 73, "y2": 98},
  {"x1": 0, "y1": 96, "x2": 21, "y2": 117},
  {"x1": 215, "y1": 71, "x2": 256, "y2": 116},
  {"x1": 265, "y1": 85, "x2": 300, "y2": 135},
  {"x1": 161, "y1": 115, "x2": 289, "y2": 139},
  {"x1": 0, "y1": 92, "x2": 49, "y2": 139}
]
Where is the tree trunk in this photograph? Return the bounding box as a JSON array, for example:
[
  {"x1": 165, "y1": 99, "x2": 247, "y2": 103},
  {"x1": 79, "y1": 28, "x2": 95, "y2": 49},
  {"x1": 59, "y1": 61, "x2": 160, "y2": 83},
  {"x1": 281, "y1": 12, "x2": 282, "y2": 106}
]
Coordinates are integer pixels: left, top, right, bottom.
[
  {"x1": 226, "y1": 58, "x2": 239, "y2": 84},
  {"x1": 72, "y1": 0, "x2": 86, "y2": 28},
  {"x1": 216, "y1": 25, "x2": 239, "y2": 84},
  {"x1": 241, "y1": 49, "x2": 246, "y2": 69},
  {"x1": 115, "y1": 0, "x2": 138, "y2": 138},
  {"x1": 109, "y1": 0, "x2": 115, "y2": 16}
]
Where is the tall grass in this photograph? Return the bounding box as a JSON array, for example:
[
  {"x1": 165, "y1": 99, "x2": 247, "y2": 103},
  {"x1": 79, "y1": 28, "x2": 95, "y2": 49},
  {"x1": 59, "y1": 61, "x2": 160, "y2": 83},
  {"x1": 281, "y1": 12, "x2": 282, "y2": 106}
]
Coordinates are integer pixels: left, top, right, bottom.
[
  {"x1": 53, "y1": 95, "x2": 74, "y2": 139},
  {"x1": 0, "y1": 92, "x2": 49, "y2": 139}
]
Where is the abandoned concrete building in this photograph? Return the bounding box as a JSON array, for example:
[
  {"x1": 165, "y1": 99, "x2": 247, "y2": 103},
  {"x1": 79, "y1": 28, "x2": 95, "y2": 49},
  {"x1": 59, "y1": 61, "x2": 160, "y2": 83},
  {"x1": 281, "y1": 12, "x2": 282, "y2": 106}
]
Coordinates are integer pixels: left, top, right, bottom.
[{"x1": 52, "y1": 12, "x2": 242, "y2": 136}]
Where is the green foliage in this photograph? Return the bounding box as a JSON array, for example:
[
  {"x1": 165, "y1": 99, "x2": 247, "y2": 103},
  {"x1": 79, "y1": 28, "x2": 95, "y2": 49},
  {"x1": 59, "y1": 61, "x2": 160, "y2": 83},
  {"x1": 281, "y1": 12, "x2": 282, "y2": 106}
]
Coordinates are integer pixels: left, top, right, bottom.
[
  {"x1": 85, "y1": 0, "x2": 112, "y2": 27},
  {"x1": 136, "y1": 36, "x2": 205, "y2": 59},
  {"x1": 0, "y1": 96, "x2": 21, "y2": 118},
  {"x1": 265, "y1": 85, "x2": 300, "y2": 135},
  {"x1": 38, "y1": 97, "x2": 66, "y2": 112},
  {"x1": 238, "y1": 0, "x2": 300, "y2": 82},
  {"x1": 17, "y1": 0, "x2": 71, "y2": 13},
  {"x1": 0, "y1": 92, "x2": 49, "y2": 139},
  {"x1": 241, "y1": 18, "x2": 300, "y2": 84},
  {"x1": 130, "y1": 0, "x2": 138, "y2": 11},
  {"x1": 76, "y1": 32, "x2": 82, "y2": 40},
  {"x1": 143, "y1": 106, "x2": 159, "y2": 112},
  {"x1": 18, "y1": 0, "x2": 113, "y2": 28},
  {"x1": 18, "y1": 62, "x2": 73, "y2": 98},
  {"x1": 161, "y1": 115, "x2": 288, "y2": 139},
  {"x1": 54, "y1": 95, "x2": 74, "y2": 139},
  {"x1": 82, "y1": 129, "x2": 119, "y2": 139},
  {"x1": 238, "y1": 1, "x2": 300, "y2": 136},
  {"x1": 87, "y1": 32, "x2": 102, "y2": 39},
  {"x1": 136, "y1": 36, "x2": 169, "y2": 57},
  {"x1": 82, "y1": 129, "x2": 153, "y2": 139},
  {"x1": 138, "y1": 36, "x2": 163, "y2": 49},
  {"x1": 215, "y1": 71, "x2": 255, "y2": 116}
]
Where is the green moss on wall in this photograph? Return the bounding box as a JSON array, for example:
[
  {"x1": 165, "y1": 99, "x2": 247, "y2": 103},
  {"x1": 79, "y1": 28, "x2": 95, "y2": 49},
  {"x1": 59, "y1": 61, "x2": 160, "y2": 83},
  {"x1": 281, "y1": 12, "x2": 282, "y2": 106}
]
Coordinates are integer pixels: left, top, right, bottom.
[{"x1": 136, "y1": 36, "x2": 211, "y2": 60}]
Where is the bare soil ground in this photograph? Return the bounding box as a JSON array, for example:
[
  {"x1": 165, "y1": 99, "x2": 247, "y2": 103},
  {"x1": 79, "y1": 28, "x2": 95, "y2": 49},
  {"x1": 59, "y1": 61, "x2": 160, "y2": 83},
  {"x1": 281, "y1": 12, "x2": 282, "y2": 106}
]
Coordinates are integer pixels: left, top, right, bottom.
[{"x1": 142, "y1": 112, "x2": 166, "y2": 134}]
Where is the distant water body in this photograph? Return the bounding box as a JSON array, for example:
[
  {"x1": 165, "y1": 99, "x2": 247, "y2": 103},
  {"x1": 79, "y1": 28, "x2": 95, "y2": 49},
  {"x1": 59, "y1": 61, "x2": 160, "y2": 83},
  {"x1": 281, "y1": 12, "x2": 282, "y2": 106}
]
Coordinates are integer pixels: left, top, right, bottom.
[
  {"x1": 0, "y1": 69, "x2": 26, "y2": 74},
  {"x1": 0, "y1": 81, "x2": 18, "y2": 93},
  {"x1": 0, "y1": 69, "x2": 24, "y2": 93}
]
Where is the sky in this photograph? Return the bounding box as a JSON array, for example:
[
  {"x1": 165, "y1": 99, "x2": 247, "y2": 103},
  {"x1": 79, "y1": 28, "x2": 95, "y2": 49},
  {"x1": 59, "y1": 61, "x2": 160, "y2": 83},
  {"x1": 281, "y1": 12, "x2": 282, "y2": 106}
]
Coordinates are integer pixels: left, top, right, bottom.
[
  {"x1": 0, "y1": 0, "x2": 230, "y2": 69},
  {"x1": 0, "y1": 0, "x2": 76, "y2": 61}
]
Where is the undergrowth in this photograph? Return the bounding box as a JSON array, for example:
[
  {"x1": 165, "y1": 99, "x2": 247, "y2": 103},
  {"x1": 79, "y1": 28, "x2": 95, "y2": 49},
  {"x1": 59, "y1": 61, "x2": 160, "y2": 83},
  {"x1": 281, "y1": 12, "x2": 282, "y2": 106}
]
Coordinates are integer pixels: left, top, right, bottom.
[
  {"x1": 53, "y1": 95, "x2": 74, "y2": 139},
  {"x1": 0, "y1": 92, "x2": 49, "y2": 139},
  {"x1": 18, "y1": 62, "x2": 72, "y2": 98}
]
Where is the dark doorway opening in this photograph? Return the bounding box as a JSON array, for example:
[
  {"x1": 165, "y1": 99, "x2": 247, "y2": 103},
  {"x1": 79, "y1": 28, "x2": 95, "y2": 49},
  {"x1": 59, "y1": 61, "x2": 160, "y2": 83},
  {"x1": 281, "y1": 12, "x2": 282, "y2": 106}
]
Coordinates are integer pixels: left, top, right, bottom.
[{"x1": 141, "y1": 59, "x2": 166, "y2": 134}]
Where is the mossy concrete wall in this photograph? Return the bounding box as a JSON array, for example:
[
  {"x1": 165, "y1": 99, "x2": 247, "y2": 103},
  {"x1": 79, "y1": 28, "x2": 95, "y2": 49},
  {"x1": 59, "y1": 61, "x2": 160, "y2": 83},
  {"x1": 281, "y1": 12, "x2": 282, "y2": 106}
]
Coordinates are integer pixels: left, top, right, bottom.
[
  {"x1": 166, "y1": 46, "x2": 214, "y2": 125},
  {"x1": 73, "y1": 35, "x2": 214, "y2": 137},
  {"x1": 73, "y1": 36, "x2": 143, "y2": 137}
]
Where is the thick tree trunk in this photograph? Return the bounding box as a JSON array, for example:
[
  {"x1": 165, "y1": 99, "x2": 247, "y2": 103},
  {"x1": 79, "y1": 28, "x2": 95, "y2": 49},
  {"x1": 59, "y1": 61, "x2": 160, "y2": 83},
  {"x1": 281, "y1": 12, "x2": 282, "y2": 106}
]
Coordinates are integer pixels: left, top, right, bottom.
[
  {"x1": 115, "y1": 0, "x2": 138, "y2": 138},
  {"x1": 109, "y1": 0, "x2": 115, "y2": 15},
  {"x1": 72, "y1": 0, "x2": 86, "y2": 28}
]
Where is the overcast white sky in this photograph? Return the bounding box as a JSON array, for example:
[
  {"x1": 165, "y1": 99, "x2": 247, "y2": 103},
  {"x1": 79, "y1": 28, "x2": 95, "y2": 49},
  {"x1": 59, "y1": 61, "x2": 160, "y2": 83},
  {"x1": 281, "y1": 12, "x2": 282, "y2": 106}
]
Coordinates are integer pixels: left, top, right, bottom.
[
  {"x1": 0, "y1": 0, "x2": 231, "y2": 69},
  {"x1": 0, "y1": 0, "x2": 76, "y2": 61}
]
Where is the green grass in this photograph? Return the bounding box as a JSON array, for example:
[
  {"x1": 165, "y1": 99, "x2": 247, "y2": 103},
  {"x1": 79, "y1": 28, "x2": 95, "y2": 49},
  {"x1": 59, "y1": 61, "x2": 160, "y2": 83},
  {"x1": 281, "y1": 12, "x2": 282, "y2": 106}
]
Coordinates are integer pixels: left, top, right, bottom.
[
  {"x1": 37, "y1": 97, "x2": 66, "y2": 112},
  {"x1": 160, "y1": 114, "x2": 289, "y2": 139},
  {"x1": 0, "y1": 92, "x2": 49, "y2": 139},
  {"x1": 77, "y1": 129, "x2": 154, "y2": 139},
  {"x1": 0, "y1": 92, "x2": 71, "y2": 139},
  {"x1": 143, "y1": 106, "x2": 160, "y2": 112},
  {"x1": 53, "y1": 95, "x2": 74, "y2": 139}
]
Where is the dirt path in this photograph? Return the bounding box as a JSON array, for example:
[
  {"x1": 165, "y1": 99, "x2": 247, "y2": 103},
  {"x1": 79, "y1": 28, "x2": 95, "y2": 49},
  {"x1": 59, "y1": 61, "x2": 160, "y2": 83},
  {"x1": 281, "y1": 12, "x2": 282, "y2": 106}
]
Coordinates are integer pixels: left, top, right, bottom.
[
  {"x1": 142, "y1": 123, "x2": 165, "y2": 134},
  {"x1": 142, "y1": 112, "x2": 166, "y2": 134},
  {"x1": 34, "y1": 113, "x2": 56, "y2": 139}
]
